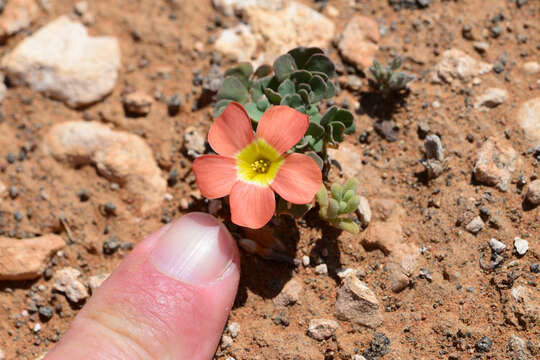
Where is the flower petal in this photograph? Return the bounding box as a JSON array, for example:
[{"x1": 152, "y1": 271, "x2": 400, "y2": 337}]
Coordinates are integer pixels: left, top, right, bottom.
[
  {"x1": 230, "y1": 182, "x2": 275, "y2": 229},
  {"x1": 193, "y1": 155, "x2": 237, "y2": 199},
  {"x1": 270, "y1": 153, "x2": 322, "y2": 204},
  {"x1": 256, "y1": 106, "x2": 308, "y2": 153},
  {"x1": 208, "y1": 102, "x2": 255, "y2": 156}
]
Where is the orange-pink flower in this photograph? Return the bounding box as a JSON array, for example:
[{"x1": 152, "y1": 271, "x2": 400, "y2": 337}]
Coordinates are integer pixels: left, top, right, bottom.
[{"x1": 193, "y1": 102, "x2": 322, "y2": 229}]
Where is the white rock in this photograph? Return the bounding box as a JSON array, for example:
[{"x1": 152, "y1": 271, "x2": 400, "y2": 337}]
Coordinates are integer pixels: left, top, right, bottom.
[
  {"x1": 43, "y1": 121, "x2": 166, "y2": 214},
  {"x1": 0, "y1": 79, "x2": 6, "y2": 104},
  {"x1": 526, "y1": 179, "x2": 540, "y2": 205},
  {"x1": 489, "y1": 238, "x2": 506, "y2": 253},
  {"x1": 302, "y1": 255, "x2": 310, "y2": 267},
  {"x1": 214, "y1": 24, "x2": 257, "y2": 62},
  {"x1": 513, "y1": 237, "x2": 529, "y2": 256},
  {"x1": 53, "y1": 267, "x2": 89, "y2": 303},
  {"x1": 212, "y1": 0, "x2": 283, "y2": 17},
  {"x1": 474, "y1": 88, "x2": 508, "y2": 108},
  {"x1": 221, "y1": 334, "x2": 233, "y2": 349},
  {"x1": 522, "y1": 61, "x2": 540, "y2": 75},
  {"x1": 425, "y1": 134, "x2": 444, "y2": 161},
  {"x1": 432, "y1": 49, "x2": 492, "y2": 83},
  {"x1": 273, "y1": 279, "x2": 302, "y2": 306},
  {"x1": 227, "y1": 322, "x2": 240, "y2": 338},
  {"x1": 2, "y1": 16, "x2": 121, "y2": 108},
  {"x1": 307, "y1": 319, "x2": 339, "y2": 341},
  {"x1": 465, "y1": 216, "x2": 484, "y2": 234},
  {"x1": 357, "y1": 196, "x2": 371, "y2": 227},
  {"x1": 245, "y1": 2, "x2": 335, "y2": 61},
  {"x1": 87, "y1": 273, "x2": 110, "y2": 294},
  {"x1": 183, "y1": 126, "x2": 206, "y2": 158},
  {"x1": 315, "y1": 263, "x2": 328, "y2": 275},
  {"x1": 517, "y1": 98, "x2": 540, "y2": 146},
  {"x1": 33, "y1": 323, "x2": 41, "y2": 333},
  {"x1": 334, "y1": 275, "x2": 383, "y2": 328},
  {"x1": 0, "y1": 348, "x2": 5, "y2": 360},
  {"x1": 353, "y1": 356, "x2": 367, "y2": 360}
]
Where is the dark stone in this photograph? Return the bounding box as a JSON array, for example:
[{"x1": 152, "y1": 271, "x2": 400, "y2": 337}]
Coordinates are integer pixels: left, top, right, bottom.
[
  {"x1": 530, "y1": 263, "x2": 540, "y2": 274},
  {"x1": 38, "y1": 306, "x2": 54, "y2": 321},
  {"x1": 167, "y1": 94, "x2": 182, "y2": 116},
  {"x1": 77, "y1": 189, "x2": 90, "y2": 202},
  {"x1": 476, "y1": 336, "x2": 493, "y2": 353},
  {"x1": 102, "y1": 236, "x2": 121, "y2": 255},
  {"x1": 363, "y1": 332, "x2": 391, "y2": 359}
]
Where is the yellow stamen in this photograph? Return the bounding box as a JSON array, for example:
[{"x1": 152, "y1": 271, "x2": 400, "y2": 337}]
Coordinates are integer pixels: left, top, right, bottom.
[
  {"x1": 236, "y1": 138, "x2": 284, "y2": 186},
  {"x1": 251, "y1": 159, "x2": 270, "y2": 174}
]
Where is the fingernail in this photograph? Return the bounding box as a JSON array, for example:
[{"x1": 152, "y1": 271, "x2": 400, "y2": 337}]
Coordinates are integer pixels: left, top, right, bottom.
[{"x1": 150, "y1": 212, "x2": 236, "y2": 285}]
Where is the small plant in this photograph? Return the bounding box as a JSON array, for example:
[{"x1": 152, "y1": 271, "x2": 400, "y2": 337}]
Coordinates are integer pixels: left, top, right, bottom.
[
  {"x1": 193, "y1": 46, "x2": 362, "y2": 234},
  {"x1": 316, "y1": 178, "x2": 361, "y2": 234},
  {"x1": 368, "y1": 56, "x2": 414, "y2": 97}
]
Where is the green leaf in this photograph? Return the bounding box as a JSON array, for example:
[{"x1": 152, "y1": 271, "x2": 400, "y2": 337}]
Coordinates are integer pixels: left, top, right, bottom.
[
  {"x1": 306, "y1": 122, "x2": 325, "y2": 139},
  {"x1": 251, "y1": 76, "x2": 272, "y2": 102},
  {"x1": 295, "y1": 136, "x2": 310, "y2": 150},
  {"x1": 320, "y1": 106, "x2": 338, "y2": 127},
  {"x1": 335, "y1": 218, "x2": 360, "y2": 234},
  {"x1": 273, "y1": 54, "x2": 297, "y2": 82},
  {"x1": 343, "y1": 189, "x2": 355, "y2": 202},
  {"x1": 389, "y1": 56, "x2": 402, "y2": 71},
  {"x1": 306, "y1": 105, "x2": 319, "y2": 118},
  {"x1": 297, "y1": 88, "x2": 310, "y2": 104},
  {"x1": 254, "y1": 64, "x2": 272, "y2": 78},
  {"x1": 280, "y1": 93, "x2": 303, "y2": 108},
  {"x1": 256, "y1": 95, "x2": 270, "y2": 111},
  {"x1": 277, "y1": 79, "x2": 295, "y2": 96},
  {"x1": 343, "y1": 195, "x2": 361, "y2": 214},
  {"x1": 305, "y1": 54, "x2": 335, "y2": 78},
  {"x1": 305, "y1": 151, "x2": 324, "y2": 170},
  {"x1": 327, "y1": 199, "x2": 339, "y2": 219},
  {"x1": 334, "y1": 109, "x2": 355, "y2": 134},
  {"x1": 290, "y1": 70, "x2": 312, "y2": 84},
  {"x1": 339, "y1": 201, "x2": 348, "y2": 213},
  {"x1": 264, "y1": 88, "x2": 282, "y2": 105},
  {"x1": 327, "y1": 121, "x2": 346, "y2": 144},
  {"x1": 213, "y1": 99, "x2": 232, "y2": 118},
  {"x1": 217, "y1": 76, "x2": 249, "y2": 103},
  {"x1": 245, "y1": 102, "x2": 264, "y2": 122},
  {"x1": 343, "y1": 178, "x2": 358, "y2": 193},
  {"x1": 310, "y1": 138, "x2": 323, "y2": 152},
  {"x1": 224, "y1": 62, "x2": 253, "y2": 88},
  {"x1": 330, "y1": 183, "x2": 343, "y2": 201},
  {"x1": 324, "y1": 80, "x2": 335, "y2": 99},
  {"x1": 316, "y1": 185, "x2": 328, "y2": 208},
  {"x1": 288, "y1": 47, "x2": 324, "y2": 69},
  {"x1": 309, "y1": 75, "x2": 327, "y2": 103}
]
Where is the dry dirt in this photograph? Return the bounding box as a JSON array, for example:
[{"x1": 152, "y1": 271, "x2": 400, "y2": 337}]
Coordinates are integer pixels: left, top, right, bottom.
[{"x1": 0, "y1": 0, "x2": 539, "y2": 359}]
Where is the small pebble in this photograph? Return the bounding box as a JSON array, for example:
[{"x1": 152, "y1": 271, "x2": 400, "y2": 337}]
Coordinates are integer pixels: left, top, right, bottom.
[
  {"x1": 315, "y1": 264, "x2": 328, "y2": 275},
  {"x1": 489, "y1": 238, "x2": 506, "y2": 253},
  {"x1": 514, "y1": 237, "x2": 528, "y2": 256},
  {"x1": 302, "y1": 255, "x2": 310, "y2": 267},
  {"x1": 476, "y1": 336, "x2": 493, "y2": 352}
]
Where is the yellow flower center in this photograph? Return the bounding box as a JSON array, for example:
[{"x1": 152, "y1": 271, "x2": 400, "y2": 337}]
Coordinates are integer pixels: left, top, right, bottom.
[
  {"x1": 236, "y1": 138, "x2": 284, "y2": 186},
  {"x1": 251, "y1": 159, "x2": 270, "y2": 174}
]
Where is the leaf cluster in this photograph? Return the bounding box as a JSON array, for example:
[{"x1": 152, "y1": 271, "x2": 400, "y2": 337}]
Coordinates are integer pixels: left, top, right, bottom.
[
  {"x1": 368, "y1": 56, "x2": 414, "y2": 97},
  {"x1": 214, "y1": 47, "x2": 355, "y2": 164},
  {"x1": 316, "y1": 178, "x2": 361, "y2": 234}
]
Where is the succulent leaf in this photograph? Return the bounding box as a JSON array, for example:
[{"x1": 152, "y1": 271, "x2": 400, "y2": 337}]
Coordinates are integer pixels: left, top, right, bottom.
[
  {"x1": 264, "y1": 88, "x2": 282, "y2": 105},
  {"x1": 330, "y1": 183, "x2": 343, "y2": 201},
  {"x1": 224, "y1": 62, "x2": 253, "y2": 88},
  {"x1": 274, "y1": 54, "x2": 297, "y2": 82},
  {"x1": 245, "y1": 102, "x2": 264, "y2": 122},
  {"x1": 288, "y1": 46, "x2": 324, "y2": 69},
  {"x1": 290, "y1": 70, "x2": 312, "y2": 84},
  {"x1": 277, "y1": 79, "x2": 296, "y2": 96},
  {"x1": 305, "y1": 151, "x2": 324, "y2": 170},
  {"x1": 305, "y1": 54, "x2": 335, "y2": 78},
  {"x1": 327, "y1": 198, "x2": 339, "y2": 219},
  {"x1": 254, "y1": 64, "x2": 272, "y2": 78},
  {"x1": 213, "y1": 99, "x2": 232, "y2": 118},
  {"x1": 217, "y1": 76, "x2": 249, "y2": 103}
]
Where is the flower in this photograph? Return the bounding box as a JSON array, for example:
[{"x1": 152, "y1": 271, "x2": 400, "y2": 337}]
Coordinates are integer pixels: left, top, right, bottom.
[{"x1": 193, "y1": 102, "x2": 322, "y2": 229}]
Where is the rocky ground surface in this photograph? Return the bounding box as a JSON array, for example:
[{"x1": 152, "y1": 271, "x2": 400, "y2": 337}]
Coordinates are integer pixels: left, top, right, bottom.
[{"x1": 0, "y1": 0, "x2": 539, "y2": 359}]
